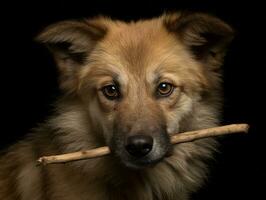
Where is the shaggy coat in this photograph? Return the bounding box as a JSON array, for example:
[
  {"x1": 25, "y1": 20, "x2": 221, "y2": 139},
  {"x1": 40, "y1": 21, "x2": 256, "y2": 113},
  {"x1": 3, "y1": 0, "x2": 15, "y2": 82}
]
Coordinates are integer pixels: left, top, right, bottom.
[{"x1": 0, "y1": 12, "x2": 234, "y2": 200}]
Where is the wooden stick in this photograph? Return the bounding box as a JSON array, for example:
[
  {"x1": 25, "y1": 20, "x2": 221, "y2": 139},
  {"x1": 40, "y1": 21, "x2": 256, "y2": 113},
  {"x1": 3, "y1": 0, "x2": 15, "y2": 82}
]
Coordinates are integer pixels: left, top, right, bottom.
[{"x1": 37, "y1": 124, "x2": 249, "y2": 165}]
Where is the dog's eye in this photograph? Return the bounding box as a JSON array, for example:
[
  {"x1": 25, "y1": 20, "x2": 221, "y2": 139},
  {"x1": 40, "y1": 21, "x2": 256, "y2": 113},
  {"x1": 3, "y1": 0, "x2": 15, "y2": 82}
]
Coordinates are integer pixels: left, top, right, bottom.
[
  {"x1": 102, "y1": 85, "x2": 120, "y2": 100},
  {"x1": 157, "y1": 82, "x2": 174, "y2": 97}
]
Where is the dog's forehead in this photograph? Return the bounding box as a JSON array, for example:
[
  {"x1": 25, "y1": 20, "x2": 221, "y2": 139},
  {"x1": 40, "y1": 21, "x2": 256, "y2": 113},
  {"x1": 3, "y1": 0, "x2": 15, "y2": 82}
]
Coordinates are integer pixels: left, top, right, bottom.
[
  {"x1": 84, "y1": 18, "x2": 200, "y2": 88},
  {"x1": 99, "y1": 20, "x2": 182, "y2": 76}
]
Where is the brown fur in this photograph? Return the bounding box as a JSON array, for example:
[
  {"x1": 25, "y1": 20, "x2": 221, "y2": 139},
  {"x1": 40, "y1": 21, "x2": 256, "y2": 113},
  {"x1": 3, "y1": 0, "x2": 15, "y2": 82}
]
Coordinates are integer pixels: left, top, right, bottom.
[{"x1": 0, "y1": 12, "x2": 234, "y2": 200}]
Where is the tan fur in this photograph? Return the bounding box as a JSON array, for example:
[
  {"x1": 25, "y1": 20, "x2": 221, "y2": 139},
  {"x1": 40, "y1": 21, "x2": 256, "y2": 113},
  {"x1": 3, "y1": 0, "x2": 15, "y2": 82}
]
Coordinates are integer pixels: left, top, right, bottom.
[{"x1": 0, "y1": 12, "x2": 234, "y2": 200}]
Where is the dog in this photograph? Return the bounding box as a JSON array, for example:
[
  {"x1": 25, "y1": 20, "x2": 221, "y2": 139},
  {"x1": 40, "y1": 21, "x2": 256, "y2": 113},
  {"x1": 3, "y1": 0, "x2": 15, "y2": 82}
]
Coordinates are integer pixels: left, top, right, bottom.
[{"x1": 0, "y1": 12, "x2": 234, "y2": 200}]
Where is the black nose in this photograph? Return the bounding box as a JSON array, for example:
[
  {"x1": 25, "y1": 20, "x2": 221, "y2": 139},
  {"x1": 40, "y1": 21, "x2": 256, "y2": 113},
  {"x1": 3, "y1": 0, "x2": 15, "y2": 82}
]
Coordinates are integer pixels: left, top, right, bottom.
[{"x1": 125, "y1": 135, "x2": 153, "y2": 158}]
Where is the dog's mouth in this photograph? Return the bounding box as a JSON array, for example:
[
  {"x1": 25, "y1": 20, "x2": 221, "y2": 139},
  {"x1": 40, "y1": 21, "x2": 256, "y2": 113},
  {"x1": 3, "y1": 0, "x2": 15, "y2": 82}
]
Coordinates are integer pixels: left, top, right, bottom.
[
  {"x1": 121, "y1": 149, "x2": 171, "y2": 170},
  {"x1": 111, "y1": 138, "x2": 172, "y2": 170},
  {"x1": 124, "y1": 158, "x2": 162, "y2": 169},
  {"x1": 110, "y1": 127, "x2": 172, "y2": 170}
]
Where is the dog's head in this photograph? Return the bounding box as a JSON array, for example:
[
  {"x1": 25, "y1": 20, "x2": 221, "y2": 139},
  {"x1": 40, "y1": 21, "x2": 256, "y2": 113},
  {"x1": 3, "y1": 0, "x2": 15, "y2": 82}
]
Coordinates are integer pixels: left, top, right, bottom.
[{"x1": 37, "y1": 13, "x2": 233, "y2": 169}]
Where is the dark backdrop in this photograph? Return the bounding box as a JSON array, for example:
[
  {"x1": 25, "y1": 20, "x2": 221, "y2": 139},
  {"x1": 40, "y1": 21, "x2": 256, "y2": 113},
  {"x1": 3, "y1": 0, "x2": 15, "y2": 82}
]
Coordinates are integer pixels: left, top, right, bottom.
[{"x1": 1, "y1": 1, "x2": 265, "y2": 200}]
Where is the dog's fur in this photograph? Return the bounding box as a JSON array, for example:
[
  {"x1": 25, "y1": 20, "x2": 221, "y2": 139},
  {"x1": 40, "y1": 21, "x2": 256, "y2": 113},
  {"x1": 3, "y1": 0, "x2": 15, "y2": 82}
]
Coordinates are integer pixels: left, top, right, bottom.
[{"x1": 0, "y1": 12, "x2": 234, "y2": 200}]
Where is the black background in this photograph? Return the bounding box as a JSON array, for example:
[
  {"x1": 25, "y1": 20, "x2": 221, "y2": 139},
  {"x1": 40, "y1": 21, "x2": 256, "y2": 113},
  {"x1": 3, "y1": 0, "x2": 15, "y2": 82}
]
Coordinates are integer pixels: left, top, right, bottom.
[{"x1": 1, "y1": 1, "x2": 265, "y2": 200}]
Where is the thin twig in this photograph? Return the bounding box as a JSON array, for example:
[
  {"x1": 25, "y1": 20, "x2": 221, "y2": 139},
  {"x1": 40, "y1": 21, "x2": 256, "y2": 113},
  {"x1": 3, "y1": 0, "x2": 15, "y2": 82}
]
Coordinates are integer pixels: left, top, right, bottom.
[{"x1": 37, "y1": 123, "x2": 249, "y2": 165}]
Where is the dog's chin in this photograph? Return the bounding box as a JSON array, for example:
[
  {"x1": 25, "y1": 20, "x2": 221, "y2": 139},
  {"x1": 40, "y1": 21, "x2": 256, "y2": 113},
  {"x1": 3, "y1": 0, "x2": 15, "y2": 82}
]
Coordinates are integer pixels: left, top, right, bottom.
[{"x1": 122, "y1": 157, "x2": 163, "y2": 170}]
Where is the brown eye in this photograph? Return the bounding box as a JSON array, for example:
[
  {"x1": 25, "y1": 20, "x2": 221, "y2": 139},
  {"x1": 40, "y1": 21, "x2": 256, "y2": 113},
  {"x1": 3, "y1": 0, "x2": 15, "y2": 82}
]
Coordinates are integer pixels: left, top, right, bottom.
[
  {"x1": 157, "y1": 82, "x2": 174, "y2": 97},
  {"x1": 102, "y1": 84, "x2": 120, "y2": 100}
]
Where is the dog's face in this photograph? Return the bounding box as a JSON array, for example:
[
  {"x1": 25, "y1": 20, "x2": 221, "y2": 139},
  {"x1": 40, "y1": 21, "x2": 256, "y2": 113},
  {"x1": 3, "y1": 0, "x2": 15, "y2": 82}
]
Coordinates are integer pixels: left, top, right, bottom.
[{"x1": 38, "y1": 13, "x2": 233, "y2": 169}]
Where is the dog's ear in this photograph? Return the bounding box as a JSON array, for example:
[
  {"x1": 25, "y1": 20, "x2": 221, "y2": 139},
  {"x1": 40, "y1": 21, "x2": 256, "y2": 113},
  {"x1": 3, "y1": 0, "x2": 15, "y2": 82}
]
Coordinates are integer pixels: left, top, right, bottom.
[
  {"x1": 36, "y1": 19, "x2": 107, "y2": 91},
  {"x1": 164, "y1": 12, "x2": 234, "y2": 70}
]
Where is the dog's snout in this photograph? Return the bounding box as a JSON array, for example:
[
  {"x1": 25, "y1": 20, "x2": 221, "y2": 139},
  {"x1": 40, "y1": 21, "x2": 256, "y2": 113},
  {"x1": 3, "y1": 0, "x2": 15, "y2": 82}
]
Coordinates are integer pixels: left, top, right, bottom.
[{"x1": 125, "y1": 135, "x2": 153, "y2": 158}]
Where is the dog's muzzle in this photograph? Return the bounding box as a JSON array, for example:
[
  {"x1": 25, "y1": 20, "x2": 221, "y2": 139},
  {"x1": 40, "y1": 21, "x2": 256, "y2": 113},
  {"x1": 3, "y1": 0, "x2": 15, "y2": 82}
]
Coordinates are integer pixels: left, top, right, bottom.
[{"x1": 110, "y1": 129, "x2": 171, "y2": 170}]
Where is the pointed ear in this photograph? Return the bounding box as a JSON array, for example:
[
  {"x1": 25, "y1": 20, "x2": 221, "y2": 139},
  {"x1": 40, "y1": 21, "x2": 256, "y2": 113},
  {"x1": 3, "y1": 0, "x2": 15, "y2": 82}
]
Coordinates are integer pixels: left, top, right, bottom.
[
  {"x1": 164, "y1": 12, "x2": 234, "y2": 70},
  {"x1": 36, "y1": 19, "x2": 107, "y2": 91}
]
